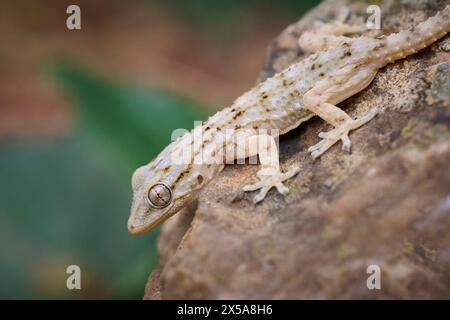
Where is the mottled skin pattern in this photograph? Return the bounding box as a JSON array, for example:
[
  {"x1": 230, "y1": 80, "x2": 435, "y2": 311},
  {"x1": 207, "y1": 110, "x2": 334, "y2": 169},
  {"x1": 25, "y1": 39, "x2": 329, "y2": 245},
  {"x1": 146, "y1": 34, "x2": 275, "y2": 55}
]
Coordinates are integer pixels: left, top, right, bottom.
[{"x1": 128, "y1": 5, "x2": 450, "y2": 235}]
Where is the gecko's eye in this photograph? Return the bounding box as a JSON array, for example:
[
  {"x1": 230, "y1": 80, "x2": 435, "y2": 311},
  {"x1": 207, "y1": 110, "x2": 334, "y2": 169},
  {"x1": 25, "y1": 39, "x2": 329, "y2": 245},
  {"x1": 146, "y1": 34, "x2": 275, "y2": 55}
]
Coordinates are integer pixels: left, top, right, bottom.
[{"x1": 147, "y1": 183, "x2": 172, "y2": 209}]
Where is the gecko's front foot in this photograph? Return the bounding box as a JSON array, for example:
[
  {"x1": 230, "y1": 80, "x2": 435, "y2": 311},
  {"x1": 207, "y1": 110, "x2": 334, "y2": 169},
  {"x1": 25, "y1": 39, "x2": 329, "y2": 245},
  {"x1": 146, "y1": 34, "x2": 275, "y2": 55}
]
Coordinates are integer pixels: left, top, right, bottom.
[
  {"x1": 308, "y1": 107, "x2": 378, "y2": 159},
  {"x1": 242, "y1": 166, "x2": 300, "y2": 203}
]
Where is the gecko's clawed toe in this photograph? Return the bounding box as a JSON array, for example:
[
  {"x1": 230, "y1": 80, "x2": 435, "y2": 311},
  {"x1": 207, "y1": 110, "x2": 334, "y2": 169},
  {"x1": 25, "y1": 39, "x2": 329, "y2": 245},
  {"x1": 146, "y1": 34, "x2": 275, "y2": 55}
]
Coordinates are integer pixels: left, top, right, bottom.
[
  {"x1": 275, "y1": 183, "x2": 289, "y2": 196},
  {"x1": 309, "y1": 127, "x2": 353, "y2": 158},
  {"x1": 341, "y1": 134, "x2": 352, "y2": 153},
  {"x1": 308, "y1": 139, "x2": 327, "y2": 152},
  {"x1": 243, "y1": 166, "x2": 300, "y2": 203},
  {"x1": 253, "y1": 187, "x2": 270, "y2": 203},
  {"x1": 242, "y1": 182, "x2": 263, "y2": 192},
  {"x1": 309, "y1": 137, "x2": 336, "y2": 158},
  {"x1": 318, "y1": 131, "x2": 329, "y2": 139},
  {"x1": 308, "y1": 108, "x2": 378, "y2": 159}
]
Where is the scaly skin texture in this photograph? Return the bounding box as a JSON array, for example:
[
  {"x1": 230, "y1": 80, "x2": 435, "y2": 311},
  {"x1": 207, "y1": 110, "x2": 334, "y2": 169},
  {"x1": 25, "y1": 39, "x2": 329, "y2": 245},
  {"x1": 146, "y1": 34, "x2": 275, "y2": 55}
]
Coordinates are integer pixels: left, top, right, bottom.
[{"x1": 128, "y1": 5, "x2": 450, "y2": 235}]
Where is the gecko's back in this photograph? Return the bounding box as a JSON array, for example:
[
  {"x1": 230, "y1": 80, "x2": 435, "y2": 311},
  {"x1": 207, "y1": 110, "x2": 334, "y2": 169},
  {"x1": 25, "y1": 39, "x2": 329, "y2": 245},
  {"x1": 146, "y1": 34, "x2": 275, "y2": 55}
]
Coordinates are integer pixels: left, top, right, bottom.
[
  {"x1": 203, "y1": 37, "x2": 382, "y2": 138},
  {"x1": 205, "y1": 4, "x2": 450, "y2": 138}
]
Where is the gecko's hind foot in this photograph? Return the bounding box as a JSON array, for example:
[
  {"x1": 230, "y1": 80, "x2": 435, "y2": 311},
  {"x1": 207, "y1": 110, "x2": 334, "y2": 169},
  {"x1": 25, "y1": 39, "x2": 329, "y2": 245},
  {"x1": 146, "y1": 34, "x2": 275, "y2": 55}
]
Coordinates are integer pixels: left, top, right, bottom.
[
  {"x1": 308, "y1": 107, "x2": 378, "y2": 159},
  {"x1": 242, "y1": 166, "x2": 300, "y2": 204}
]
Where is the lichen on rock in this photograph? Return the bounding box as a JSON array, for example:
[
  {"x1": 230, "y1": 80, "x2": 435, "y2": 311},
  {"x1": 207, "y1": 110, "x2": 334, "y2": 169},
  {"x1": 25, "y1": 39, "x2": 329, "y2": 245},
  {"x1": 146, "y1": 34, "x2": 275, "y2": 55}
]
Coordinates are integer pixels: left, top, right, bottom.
[{"x1": 144, "y1": 0, "x2": 450, "y2": 299}]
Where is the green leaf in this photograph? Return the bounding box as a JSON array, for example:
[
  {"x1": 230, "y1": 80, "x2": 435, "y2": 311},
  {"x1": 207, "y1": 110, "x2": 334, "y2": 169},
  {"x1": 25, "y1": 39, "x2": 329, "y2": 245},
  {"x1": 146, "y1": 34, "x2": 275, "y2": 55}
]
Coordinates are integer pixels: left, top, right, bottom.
[
  {"x1": 48, "y1": 61, "x2": 209, "y2": 173},
  {"x1": 0, "y1": 62, "x2": 211, "y2": 298},
  {"x1": 0, "y1": 137, "x2": 156, "y2": 299}
]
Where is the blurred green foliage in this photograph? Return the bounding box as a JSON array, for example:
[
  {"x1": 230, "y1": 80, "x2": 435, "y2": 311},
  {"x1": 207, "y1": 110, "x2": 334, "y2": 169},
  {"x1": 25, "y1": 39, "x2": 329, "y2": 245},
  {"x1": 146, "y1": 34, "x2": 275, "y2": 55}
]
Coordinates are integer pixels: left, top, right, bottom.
[
  {"x1": 53, "y1": 63, "x2": 209, "y2": 176},
  {"x1": 0, "y1": 62, "x2": 207, "y2": 299},
  {"x1": 160, "y1": 0, "x2": 319, "y2": 40}
]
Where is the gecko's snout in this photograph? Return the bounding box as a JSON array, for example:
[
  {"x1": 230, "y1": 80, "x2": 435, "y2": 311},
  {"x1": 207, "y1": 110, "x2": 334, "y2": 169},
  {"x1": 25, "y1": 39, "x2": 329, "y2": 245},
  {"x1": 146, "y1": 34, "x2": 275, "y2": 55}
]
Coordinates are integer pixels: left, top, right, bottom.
[
  {"x1": 127, "y1": 216, "x2": 150, "y2": 235},
  {"x1": 128, "y1": 197, "x2": 175, "y2": 235},
  {"x1": 127, "y1": 218, "x2": 140, "y2": 235},
  {"x1": 127, "y1": 201, "x2": 149, "y2": 235}
]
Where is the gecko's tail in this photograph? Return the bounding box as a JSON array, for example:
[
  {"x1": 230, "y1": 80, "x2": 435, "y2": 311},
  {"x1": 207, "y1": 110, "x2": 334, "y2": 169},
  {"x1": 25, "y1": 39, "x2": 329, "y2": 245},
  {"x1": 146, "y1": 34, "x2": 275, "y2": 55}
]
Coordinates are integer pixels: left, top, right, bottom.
[{"x1": 380, "y1": 4, "x2": 450, "y2": 64}]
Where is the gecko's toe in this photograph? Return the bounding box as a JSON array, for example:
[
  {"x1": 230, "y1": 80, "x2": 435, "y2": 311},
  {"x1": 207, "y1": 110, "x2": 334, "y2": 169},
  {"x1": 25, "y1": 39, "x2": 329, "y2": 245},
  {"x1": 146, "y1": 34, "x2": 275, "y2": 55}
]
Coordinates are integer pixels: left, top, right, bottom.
[
  {"x1": 253, "y1": 187, "x2": 270, "y2": 203},
  {"x1": 311, "y1": 148, "x2": 326, "y2": 159},
  {"x1": 309, "y1": 138, "x2": 335, "y2": 158},
  {"x1": 275, "y1": 183, "x2": 289, "y2": 196},
  {"x1": 318, "y1": 131, "x2": 329, "y2": 139},
  {"x1": 357, "y1": 107, "x2": 379, "y2": 123},
  {"x1": 243, "y1": 166, "x2": 300, "y2": 203},
  {"x1": 308, "y1": 108, "x2": 378, "y2": 159},
  {"x1": 337, "y1": 6, "x2": 350, "y2": 22},
  {"x1": 341, "y1": 134, "x2": 352, "y2": 152},
  {"x1": 243, "y1": 182, "x2": 263, "y2": 192},
  {"x1": 282, "y1": 166, "x2": 301, "y2": 179},
  {"x1": 308, "y1": 139, "x2": 327, "y2": 152}
]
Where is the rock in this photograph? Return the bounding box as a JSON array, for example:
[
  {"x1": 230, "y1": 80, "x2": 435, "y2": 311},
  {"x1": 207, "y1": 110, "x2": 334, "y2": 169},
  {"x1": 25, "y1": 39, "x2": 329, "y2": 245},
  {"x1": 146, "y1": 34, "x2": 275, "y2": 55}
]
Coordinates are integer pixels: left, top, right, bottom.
[
  {"x1": 144, "y1": 270, "x2": 162, "y2": 300},
  {"x1": 144, "y1": 0, "x2": 450, "y2": 299}
]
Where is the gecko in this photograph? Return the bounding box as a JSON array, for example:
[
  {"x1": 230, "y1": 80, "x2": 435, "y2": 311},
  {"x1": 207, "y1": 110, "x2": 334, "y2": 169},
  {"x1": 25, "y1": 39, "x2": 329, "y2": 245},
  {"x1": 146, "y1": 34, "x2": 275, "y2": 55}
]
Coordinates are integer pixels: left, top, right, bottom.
[{"x1": 128, "y1": 5, "x2": 450, "y2": 235}]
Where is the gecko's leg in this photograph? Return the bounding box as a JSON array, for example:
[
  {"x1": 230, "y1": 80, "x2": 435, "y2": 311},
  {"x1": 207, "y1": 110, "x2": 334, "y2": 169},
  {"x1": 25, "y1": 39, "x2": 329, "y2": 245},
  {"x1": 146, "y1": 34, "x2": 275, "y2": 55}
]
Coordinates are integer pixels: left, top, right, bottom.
[
  {"x1": 303, "y1": 64, "x2": 379, "y2": 158},
  {"x1": 299, "y1": 20, "x2": 367, "y2": 52},
  {"x1": 229, "y1": 132, "x2": 300, "y2": 203}
]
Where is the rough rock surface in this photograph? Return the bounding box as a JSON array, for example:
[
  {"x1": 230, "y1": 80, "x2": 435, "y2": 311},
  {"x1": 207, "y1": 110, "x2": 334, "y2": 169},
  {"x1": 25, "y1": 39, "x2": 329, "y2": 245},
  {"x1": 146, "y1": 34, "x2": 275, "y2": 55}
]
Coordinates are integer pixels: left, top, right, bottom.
[{"x1": 144, "y1": 0, "x2": 450, "y2": 299}]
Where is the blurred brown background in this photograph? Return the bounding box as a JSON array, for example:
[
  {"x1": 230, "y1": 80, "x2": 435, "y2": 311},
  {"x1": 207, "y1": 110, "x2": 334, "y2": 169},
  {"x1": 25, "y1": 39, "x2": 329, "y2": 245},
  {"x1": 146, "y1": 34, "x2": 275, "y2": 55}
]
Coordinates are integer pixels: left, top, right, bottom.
[{"x1": 0, "y1": 0, "x2": 316, "y2": 139}]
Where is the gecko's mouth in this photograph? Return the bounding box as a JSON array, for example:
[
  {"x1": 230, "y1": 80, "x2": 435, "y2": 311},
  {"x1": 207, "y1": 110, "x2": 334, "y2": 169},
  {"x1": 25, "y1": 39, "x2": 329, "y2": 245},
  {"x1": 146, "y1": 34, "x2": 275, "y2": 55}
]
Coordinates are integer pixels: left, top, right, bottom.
[
  {"x1": 128, "y1": 200, "x2": 177, "y2": 235},
  {"x1": 128, "y1": 213, "x2": 164, "y2": 235},
  {"x1": 128, "y1": 189, "x2": 195, "y2": 235},
  {"x1": 128, "y1": 222, "x2": 151, "y2": 235}
]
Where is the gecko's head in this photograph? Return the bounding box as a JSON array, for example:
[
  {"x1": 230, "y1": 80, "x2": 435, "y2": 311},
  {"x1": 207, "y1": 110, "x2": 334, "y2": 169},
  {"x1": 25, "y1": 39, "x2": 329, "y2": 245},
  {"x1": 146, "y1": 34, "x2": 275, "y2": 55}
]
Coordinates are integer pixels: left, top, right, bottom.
[{"x1": 127, "y1": 160, "x2": 206, "y2": 235}]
